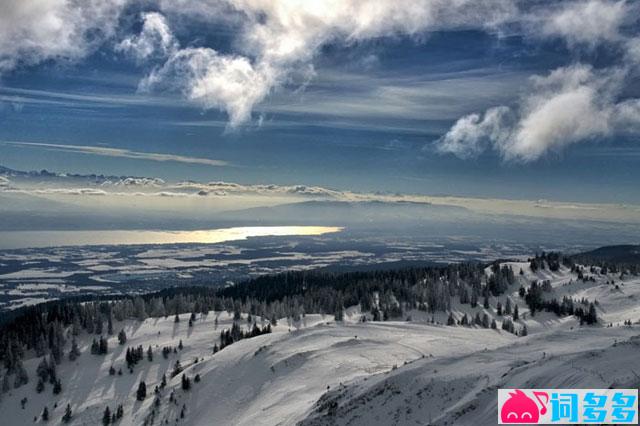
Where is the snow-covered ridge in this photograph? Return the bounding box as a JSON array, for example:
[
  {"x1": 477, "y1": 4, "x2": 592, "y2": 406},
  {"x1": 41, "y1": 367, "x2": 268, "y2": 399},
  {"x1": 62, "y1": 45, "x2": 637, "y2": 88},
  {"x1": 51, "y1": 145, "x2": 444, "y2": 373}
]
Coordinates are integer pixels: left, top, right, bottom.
[{"x1": 0, "y1": 261, "x2": 639, "y2": 425}]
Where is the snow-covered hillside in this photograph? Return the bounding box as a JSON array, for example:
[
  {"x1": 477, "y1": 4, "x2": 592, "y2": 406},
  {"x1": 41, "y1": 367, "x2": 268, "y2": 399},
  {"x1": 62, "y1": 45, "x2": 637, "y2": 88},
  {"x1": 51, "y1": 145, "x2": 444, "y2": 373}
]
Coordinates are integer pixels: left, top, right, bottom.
[{"x1": 1, "y1": 261, "x2": 639, "y2": 426}]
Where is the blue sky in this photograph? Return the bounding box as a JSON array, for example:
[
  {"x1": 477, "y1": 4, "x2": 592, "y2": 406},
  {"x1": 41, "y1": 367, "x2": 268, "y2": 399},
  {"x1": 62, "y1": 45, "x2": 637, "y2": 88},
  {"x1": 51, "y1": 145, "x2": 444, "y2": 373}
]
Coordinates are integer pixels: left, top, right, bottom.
[{"x1": 1, "y1": 1, "x2": 639, "y2": 204}]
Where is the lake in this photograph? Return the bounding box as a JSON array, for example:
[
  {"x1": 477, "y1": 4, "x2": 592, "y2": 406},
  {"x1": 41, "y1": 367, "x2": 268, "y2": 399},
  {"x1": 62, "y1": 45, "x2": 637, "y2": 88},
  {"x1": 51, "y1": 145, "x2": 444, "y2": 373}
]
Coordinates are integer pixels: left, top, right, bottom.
[{"x1": 0, "y1": 226, "x2": 343, "y2": 249}]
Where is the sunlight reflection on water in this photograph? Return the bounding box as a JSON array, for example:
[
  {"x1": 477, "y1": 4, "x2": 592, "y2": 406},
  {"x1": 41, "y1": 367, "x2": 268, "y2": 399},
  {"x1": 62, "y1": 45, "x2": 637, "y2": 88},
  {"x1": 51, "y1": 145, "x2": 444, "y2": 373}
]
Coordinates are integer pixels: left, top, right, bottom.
[{"x1": 0, "y1": 226, "x2": 344, "y2": 249}]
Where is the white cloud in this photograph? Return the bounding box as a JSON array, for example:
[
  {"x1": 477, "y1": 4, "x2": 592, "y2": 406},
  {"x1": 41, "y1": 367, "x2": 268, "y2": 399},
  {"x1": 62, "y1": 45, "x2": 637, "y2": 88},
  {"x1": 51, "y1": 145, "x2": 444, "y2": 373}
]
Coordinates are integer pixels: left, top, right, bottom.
[
  {"x1": 174, "y1": 181, "x2": 343, "y2": 198},
  {"x1": 436, "y1": 107, "x2": 511, "y2": 159},
  {"x1": 626, "y1": 38, "x2": 640, "y2": 65},
  {"x1": 116, "y1": 12, "x2": 177, "y2": 62},
  {"x1": 0, "y1": 0, "x2": 127, "y2": 72},
  {"x1": 438, "y1": 64, "x2": 640, "y2": 161},
  {"x1": 140, "y1": 0, "x2": 516, "y2": 127},
  {"x1": 1, "y1": 0, "x2": 638, "y2": 133},
  {"x1": 140, "y1": 48, "x2": 278, "y2": 128},
  {"x1": 538, "y1": 0, "x2": 630, "y2": 48}
]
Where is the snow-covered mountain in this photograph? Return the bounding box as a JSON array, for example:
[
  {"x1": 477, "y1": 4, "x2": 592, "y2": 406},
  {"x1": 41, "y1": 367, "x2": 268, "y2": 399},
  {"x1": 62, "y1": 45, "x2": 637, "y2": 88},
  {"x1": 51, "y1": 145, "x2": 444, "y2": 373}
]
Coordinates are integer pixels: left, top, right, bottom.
[{"x1": 1, "y1": 259, "x2": 639, "y2": 425}]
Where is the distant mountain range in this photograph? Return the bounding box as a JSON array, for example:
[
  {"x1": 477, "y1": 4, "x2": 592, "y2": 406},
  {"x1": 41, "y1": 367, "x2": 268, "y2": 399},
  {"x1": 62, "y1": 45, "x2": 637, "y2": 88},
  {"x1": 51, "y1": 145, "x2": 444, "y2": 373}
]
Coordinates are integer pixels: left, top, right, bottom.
[
  {"x1": 0, "y1": 164, "x2": 158, "y2": 183},
  {"x1": 573, "y1": 245, "x2": 640, "y2": 263}
]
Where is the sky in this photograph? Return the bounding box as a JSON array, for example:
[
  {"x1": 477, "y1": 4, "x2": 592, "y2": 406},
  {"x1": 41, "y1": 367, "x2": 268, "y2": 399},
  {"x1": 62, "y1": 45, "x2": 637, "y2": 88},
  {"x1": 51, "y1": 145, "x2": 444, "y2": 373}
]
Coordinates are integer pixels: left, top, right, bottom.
[{"x1": 0, "y1": 0, "x2": 640, "y2": 204}]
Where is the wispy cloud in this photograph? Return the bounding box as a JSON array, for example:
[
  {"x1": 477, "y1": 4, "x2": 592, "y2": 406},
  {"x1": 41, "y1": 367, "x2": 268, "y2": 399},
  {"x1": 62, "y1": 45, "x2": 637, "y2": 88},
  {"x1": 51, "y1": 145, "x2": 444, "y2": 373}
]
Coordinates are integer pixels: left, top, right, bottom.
[
  {"x1": 1, "y1": 141, "x2": 228, "y2": 167},
  {"x1": 0, "y1": 86, "x2": 185, "y2": 109}
]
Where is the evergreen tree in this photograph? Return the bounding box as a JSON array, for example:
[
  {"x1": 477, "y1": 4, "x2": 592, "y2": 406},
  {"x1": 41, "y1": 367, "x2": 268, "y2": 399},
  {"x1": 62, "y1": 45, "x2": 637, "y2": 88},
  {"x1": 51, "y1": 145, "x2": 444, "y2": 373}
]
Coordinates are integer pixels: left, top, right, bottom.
[
  {"x1": 444, "y1": 311, "x2": 454, "y2": 325},
  {"x1": 118, "y1": 329, "x2": 127, "y2": 345},
  {"x1": 42, "y1": 406, "x2": 49, "y2": 422},
  {"x1": 505, "y1": 298, "x2": 512, "y2": 315},
  {"x1": 496, "y1": 302, "x2": 503, "y2": 316},
  {"x1": 474, "y1": 312, "x2": 482, "y2": 326},
  {"x1": 181, "y1": 374, "x2": 191, "y2": 391},
  {"x1": 513, "y1": 305, "x2": 519, "y2": 321},
  {"x1": 14, "y1": 359, "x2": 28, "y2": 388},
  {"x1": 482, "y1": 313, "x2": 490, "y2": 328},
  {"x1": 491, "y1": 319, "x2": 497, "y2": 329},
  {"x1": 147, "y1": 346, "x2": 153, "y2": 362},
  {"x1": 36, "y1": 357, "x2": 50, "y2": 383},
  {"x1": 172, "y1": 360, "x2": 183, "y2": 378},
  {"x1": 107, "y1": 312, "x2": 114, "y2": 335},
  {"x1": 99, "y1": 337, "x2": 108, "y2": 354},
  {"x1": 103, "y1": 406, "x2": 111, "y2": 425},
  {"x1": 160, "y1": 374, "x2": 167, "y2": 389},
  {"x1": 62, "y1": 404, "x2": 72, "y2": 423},
  {"x1": 69, "y1": 337, "x2": 81, "y2": 361},
  {"x1": 136, "y1": 381, "x2": 147, "y2": 401},
  {"x1": 460, "y1": 313, "x2": 469, "y2": 326},
  {"x1": 52, "y1": 379, "x2": 62, "y2": 395},
  {"x1": 36, "y1": 378, "x2": 45, "y2": 393}
]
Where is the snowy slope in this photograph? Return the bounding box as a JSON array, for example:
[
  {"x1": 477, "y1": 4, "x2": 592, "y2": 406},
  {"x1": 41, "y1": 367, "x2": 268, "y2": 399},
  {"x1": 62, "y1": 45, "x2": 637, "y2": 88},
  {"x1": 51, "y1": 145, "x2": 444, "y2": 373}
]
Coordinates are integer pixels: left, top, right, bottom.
[{"x1": 1, "y1": 263, "x2": 639, "y2": 426}]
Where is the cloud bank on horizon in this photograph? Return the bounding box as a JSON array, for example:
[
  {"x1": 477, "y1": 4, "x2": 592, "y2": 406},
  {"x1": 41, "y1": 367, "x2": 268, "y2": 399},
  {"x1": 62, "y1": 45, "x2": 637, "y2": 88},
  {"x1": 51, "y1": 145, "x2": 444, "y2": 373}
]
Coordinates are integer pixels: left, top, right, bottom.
[
  {"x1": 0, "y1": 0, "x2": 639, "y2": 162},
  {"x1": 2, "y1": 165, "x2": 639, "y2": 226}
]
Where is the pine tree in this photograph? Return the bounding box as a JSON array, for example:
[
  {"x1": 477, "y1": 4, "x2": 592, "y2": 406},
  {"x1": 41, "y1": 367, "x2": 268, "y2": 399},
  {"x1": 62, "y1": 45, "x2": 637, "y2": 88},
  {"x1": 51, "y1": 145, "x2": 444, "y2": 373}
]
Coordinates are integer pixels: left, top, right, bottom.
[
  {"x1": 42, "y1": 406, "x2": 49, "y2": 422},
  {"x1": 461, "y1": 313, "x2": 469, "y2": 326},
  {"x1": 107, "y1": 313, "x2": 114, "y2": 335},
  {"x1": 69, "y1": 337, "x2": 81, "y2": 361},
  {"x1": 118, "y1": 329, "x2": 127, "y2": 345},
  {"x1": 181, "y1": 374, "x2": 191, "y2": 391},
  {"x1": 496, "y1": 302, "x2": 503, "y2": 316},
  {"x1": 482, "y1": 313, "x2": 490, "y2": 328},
  {"x1": 62, "y1": 404, "x2": 72, "y2": 423},
  {"x1": 160, "y1": 374, "x2": 167, "y2": 389},
  {"x1": 588, "y1": 303, "x2": 598, "y2": 325},
  {"x1": 178, "y1": 340, "x2": 184, "y2": 350},
  {"x1": 37, "y1": 357, "x2": 49, "y2": 383},
  {"x1": 513, "y1": 305, "x2": 519, "y2": 321},
  {"x1": 2, "y1": 374, "x2": 10, "y2": 393},
  {"x1": 521, "y1": 325, "x2": 528, "y2": 336},
  {"x1": 103, "y1": 406, "x2": 111, "y2": 425},
  {"x1": 136, "y1": 381, "x2": 147, "y2": 401},
  {"x1": 447, "y1": 312, "x2": 455, "y2": 326},
  {"x1": 14, "y1": 359, "x2": 28, "y2": 388},
  {"x1": 36, "y1": 378, "x2": 45, "y2": 393},
  {"x1": 491, "y1": 319, "x2": 497, "y2": 329},
  {"x1": 99, "y1": 336, "x2": 108, "y2": 354},
  {"x1": 505, "y1": 298, "x2": 512, "y2": 315},
  {"x1": 174, "y1": 314, "x2": 180, "y2": 323},
  {"x1": 52, "y1": 379, "x2": 62, "y2": 395},
  {"x1": 147, "y1": 346, "x2": 153, "y2": 362},
  {"x1": 91, "y1": 339, "x2": 99, "y2": 354}
]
